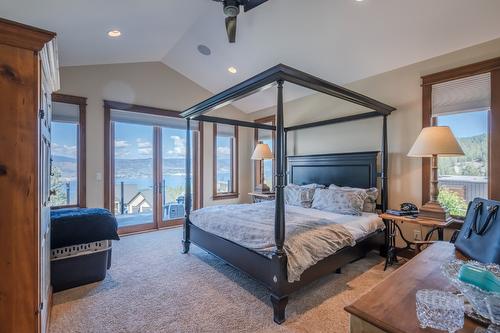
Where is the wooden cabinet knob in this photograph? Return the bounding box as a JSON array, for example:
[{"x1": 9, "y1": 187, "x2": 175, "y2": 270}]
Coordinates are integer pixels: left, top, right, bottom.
[{"x1": 0, "y1": 165, "x2": 6, "y2": 175}]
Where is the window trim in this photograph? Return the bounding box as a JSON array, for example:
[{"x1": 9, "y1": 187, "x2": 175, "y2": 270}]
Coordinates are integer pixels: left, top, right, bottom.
[
  {"x1": 213, "y1": 123, "x2": 239, "y2": 200},
  {"x1": 50, "y1": 93, "x2": 87, "y2": 208},
  {"x1": 421, "y1": 57, "x2": 500, "y2": 222},
  {"x1": 254, "y1": 115, "x2": 276, "y2": 191}
]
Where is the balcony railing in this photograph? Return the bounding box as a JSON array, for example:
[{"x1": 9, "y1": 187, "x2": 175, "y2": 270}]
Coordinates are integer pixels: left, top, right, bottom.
[{"x1": 439, "y1": 175, "x2": 488, "y2": 203}]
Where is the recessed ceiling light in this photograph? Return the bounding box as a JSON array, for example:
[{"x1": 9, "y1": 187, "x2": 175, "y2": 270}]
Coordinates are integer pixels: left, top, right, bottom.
[
  {"x1": 355, "y1": 0, "x2": 364, "y2": 2},
  {"x1": 107, "y1": 30, "x2": 121, "y2": 38},
  {"x1": 228, "y1": 66, "x2": 237, "y2": 74},
  {"x1": 197, "y1": 44, "x2": 211, "y2": 56}
]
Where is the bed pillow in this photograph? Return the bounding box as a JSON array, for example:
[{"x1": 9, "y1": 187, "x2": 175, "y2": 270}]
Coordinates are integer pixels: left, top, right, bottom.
[
  {"x1": 328, "y1": 184, "x2": 379, "y2": 213},
  {"x1": 284, "y1": 184, "x2": 316, "y2": 208},
  {"x1": 312, "y1": 188, "x2": 367, "y2": 216}
]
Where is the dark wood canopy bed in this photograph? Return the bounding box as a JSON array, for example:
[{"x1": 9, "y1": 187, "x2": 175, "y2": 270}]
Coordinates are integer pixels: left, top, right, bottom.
[{"x1": 180, "y1": 64, "x2": 396, "y2": 324}]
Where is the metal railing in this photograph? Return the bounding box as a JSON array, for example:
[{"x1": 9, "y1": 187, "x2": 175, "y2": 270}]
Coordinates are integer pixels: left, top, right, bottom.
[{"x1": 439, "y1": 176, "x2": 488, "y2": 203}]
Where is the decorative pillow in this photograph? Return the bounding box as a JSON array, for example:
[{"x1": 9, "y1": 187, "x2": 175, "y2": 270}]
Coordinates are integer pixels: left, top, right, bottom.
[
  {"x1": 328, "y1": 184, "x2": 379, "y2": 213},
  {"x1": 284, "y1": 185, "x2": 315, "y2": 208},
  {"x1": 312, "y1": 188, "x2": 367, "y2": 216}
]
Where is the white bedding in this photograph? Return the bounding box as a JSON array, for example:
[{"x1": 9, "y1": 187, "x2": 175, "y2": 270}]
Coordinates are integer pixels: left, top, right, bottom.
[{"x1": 189, "y1": 201, "x2": 384, "y2": 282}]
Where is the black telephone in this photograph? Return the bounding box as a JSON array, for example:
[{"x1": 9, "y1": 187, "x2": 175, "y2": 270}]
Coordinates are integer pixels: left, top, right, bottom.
[{"x1": 400, "y1": 202, "x2": 418, "y2": 212}]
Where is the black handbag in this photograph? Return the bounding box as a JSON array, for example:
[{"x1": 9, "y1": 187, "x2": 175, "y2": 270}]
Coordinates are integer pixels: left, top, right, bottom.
[{"x1": 454, "y1": 198, "x2": 500, "y2": 264}]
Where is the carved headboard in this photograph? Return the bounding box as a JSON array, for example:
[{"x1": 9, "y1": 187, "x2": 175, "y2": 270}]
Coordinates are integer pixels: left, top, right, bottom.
[{"x1": 287, "y1": 151, "x2": 379, "y2": 189}]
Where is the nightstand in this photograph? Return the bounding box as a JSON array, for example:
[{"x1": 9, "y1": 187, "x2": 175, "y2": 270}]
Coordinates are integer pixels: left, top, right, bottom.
[
  {"x1": 248, "y1": 192, "x2": 275, "y2": 203},
  {"x1": 379, "y1": 213, "x2": 453, "y2": 270}
]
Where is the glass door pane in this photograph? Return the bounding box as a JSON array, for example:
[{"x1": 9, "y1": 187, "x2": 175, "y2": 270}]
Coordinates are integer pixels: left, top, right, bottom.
[
  {"x1": 161, "y1": 127, "x2": 193, "y2": 224},
  {"x1": 114, "y1": 122, "x2": 155, "y2": 230}
]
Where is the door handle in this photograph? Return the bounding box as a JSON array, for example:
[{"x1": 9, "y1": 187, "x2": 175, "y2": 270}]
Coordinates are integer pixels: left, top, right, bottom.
[{"x1": 0, "y1": 165, "x2": 6, "y2": 176}]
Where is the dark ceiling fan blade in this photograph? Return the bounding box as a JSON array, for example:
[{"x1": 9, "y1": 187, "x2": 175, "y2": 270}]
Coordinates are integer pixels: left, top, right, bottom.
[
  {"x1": 225, "y1": 16, "x2": 237, "y2": 43},
  {"x1": 243, "y1": 0, "x2": 268, "y2": 12}
]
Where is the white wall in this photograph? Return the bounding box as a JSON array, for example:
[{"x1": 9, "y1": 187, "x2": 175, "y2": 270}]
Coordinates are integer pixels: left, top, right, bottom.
[
  {"x1": 58, "y1": 61, "x2": 253, "y2": 208},
  {"x1": 251, "y1": 38, "x2": 500, "y2": 241}
]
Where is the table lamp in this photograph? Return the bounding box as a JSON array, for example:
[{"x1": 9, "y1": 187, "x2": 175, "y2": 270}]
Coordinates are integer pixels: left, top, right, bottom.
[
  {"x1": 408, "y1": 126, "x2": 464, "y2": 221},
  {"x1": 251, "y1": 141, "x2": 273, "y2": 193}
]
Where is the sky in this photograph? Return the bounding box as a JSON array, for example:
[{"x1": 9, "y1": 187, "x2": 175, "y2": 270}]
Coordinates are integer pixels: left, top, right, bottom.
[
  {"x1": 52, "y1": 122, "x2": 77, "y2": 158},
  {"x1": 114, "y1": 122, "x2": 190, "y2": 159},
  {"x1": 437, "y1": 110, "x2": 488, "y2": 138}
]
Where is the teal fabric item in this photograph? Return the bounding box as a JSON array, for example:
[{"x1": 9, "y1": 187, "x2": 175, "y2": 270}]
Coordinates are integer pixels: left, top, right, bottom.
[{"x1": 458, "y1": 264, "x2": 500, "y2": 292}]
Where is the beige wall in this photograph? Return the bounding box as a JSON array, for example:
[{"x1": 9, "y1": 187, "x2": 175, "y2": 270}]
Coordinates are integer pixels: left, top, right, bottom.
[
  {"x1": 251, "y1": 38, "x2": 500, "y2": 242},
  {"x1": 59, "y1": 38, "x2": 500, "y2": 241},
  {"x1": 58, "y1": 62, "x2": 253, "y2": 208}
]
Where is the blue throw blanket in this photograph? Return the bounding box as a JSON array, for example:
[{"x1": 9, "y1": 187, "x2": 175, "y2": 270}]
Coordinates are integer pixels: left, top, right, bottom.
[{"x1": 51, "y1": 208, "x2": 120, "y2": 249}]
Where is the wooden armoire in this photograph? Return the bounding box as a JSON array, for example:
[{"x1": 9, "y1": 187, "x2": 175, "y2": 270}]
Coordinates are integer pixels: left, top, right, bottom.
[{"x1": 0, "y1": 18, "x2": 59, "y2": 333}]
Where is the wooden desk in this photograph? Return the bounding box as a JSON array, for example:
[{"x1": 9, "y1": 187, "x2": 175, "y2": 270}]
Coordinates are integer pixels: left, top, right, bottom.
[
  {"x1": 380, "y1": 213, "x2": 454, "y2": 268},
  {"x1": 379, "y1": 213, "x2": 453, "y2": 241},
  {"x1": 345, "y1": 242, "x2": 486, "y2": 333}
]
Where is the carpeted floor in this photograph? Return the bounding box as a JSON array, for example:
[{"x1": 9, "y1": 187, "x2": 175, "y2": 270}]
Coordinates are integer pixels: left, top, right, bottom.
[{"x1": 50, "y1": 228, "x2": 396, "y2": 333}]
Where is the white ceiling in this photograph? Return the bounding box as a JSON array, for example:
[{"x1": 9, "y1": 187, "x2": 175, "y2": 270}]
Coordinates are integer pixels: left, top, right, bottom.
[{"x1": 2, "y1": 0, "x2": 500, "y2": 113}]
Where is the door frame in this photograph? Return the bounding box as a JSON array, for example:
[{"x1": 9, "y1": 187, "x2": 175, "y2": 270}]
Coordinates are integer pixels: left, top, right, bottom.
[{"x1": 103, "y1": 100, "x2": 203, "y2": 235}]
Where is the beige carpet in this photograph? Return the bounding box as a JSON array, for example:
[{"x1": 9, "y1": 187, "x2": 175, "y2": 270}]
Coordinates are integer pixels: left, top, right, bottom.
[{"x1": 50, "y1": 228, "x2": 396, "y2": 333}]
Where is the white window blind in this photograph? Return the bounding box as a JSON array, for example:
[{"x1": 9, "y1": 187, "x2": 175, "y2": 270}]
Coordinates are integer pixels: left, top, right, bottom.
[
  {"x1": 52, "y1": 101, "x2": 79, "y2": 122},
  {"x1": 432, "y1": 72, "x2": 491, "y2": 116},
  {"x1": 110, "y1": 109, "x2": 198, "y2": 130}
]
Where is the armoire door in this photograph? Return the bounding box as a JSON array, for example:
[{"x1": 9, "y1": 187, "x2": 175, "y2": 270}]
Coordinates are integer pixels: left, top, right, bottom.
[{"x1": 39, "y1": 86, "x2": 52, "y2": 333}]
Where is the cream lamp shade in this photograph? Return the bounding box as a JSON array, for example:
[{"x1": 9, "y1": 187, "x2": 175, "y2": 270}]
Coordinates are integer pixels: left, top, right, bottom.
[
  {"x1": 407, "y1": 126, "x2": 464, "y2": 157},
  {"x1": 251, "y1": 143, "x2": 273, "y2": 160}
]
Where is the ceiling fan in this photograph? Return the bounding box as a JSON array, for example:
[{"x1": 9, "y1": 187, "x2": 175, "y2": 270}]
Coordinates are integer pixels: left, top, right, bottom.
[{"x1": 212, "y1": 0, "x2": 269, "y2": 43}]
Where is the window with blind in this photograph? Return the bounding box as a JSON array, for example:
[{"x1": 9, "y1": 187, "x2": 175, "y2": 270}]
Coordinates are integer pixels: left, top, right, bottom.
[
  {"x1": 431, "y1": 73, "x2": 490, "y2": 217},
  {"x1": 213, "y1": 123, "x2": 238, "y2": 199}
]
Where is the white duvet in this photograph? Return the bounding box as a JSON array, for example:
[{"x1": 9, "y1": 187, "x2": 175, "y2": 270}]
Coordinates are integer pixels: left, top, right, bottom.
[{"x1": 189, "y1": 201, "x2": 384, "y2": 282}]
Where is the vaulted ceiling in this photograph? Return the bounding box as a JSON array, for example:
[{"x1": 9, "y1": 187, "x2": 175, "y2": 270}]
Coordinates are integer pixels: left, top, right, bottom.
[{"x1": 2, "y1": 0, "x2": 500, "y2": 112}]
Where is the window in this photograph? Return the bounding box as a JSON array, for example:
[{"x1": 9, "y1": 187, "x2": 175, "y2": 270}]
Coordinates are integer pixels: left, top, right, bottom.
[
  {"x1": 422, "y1": 66, "x2": 500, "y2": 219},
  {"x1": 50, "y1": 94, "x2": 86, "y2": 208},
  {"x1": 254, "y1": 116, "x2": 275, "y2": 190},
  {"x1": 104, "y1": 102, "x2": 202, "y2": 234},
  {"x1": 436, "y1": 111, "x2": 489, "y2": 217},
  {"x1": 213, "y1": 123, "x2": 238, "y2": 199}
]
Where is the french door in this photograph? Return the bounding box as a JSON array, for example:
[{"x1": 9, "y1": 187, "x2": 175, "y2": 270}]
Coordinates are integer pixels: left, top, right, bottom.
[{"x1": 107, "y1": 106, "x2": 200, "y2": 235}]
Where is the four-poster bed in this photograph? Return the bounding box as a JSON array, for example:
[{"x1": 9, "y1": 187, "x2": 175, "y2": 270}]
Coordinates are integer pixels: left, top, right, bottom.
[{"x1": 180, "y1": 64, "x2": 396, "y2": 324}]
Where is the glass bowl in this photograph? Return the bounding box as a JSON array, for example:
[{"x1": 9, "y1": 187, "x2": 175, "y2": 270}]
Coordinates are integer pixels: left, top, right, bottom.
[
  {"x1": 442, "y1": 259, "x2": 500, "y2": 323},
  {"x1": 416, "y1": 289, "x2": 464, "y2": 332}
]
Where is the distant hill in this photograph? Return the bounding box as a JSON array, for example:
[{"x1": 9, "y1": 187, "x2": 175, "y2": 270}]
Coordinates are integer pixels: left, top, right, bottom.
[
  {"x1": 52, "y1": 155, "x2": 76, "y2": 163},
  {"x1": 439, "y1": 133, "x2": 487, "y2": 177}
]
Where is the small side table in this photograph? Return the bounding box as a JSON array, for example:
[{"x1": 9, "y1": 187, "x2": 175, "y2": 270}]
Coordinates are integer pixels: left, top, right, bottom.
[
  {"x1": 379, "y1": 213, "x2": 453, "y2": 270},
  {"x1": 248, "y1": 192, "x2": 275, "y2": 203}
]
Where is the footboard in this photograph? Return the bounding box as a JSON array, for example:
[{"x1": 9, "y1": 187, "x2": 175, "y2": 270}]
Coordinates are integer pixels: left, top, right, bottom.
[
  {"x1": 189, "y1": 222, "x2": 277, "y2": 290},
  {"x1": 186, "y1": 222, "x2": 385, "y2": 324}
]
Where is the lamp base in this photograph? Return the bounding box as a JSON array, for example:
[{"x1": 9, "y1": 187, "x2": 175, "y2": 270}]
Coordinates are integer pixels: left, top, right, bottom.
[
  {"x1": 255, "y1": 183, "x2": 270, "y2": 193},
  {"x1": 418, "y1": 201, "x2": 453, "y2": 222}
]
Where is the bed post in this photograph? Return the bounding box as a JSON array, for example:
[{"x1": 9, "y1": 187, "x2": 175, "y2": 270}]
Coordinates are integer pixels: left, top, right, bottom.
[
  {"x1": 182, "y1": 118, "x2": 191, "y2": 253},
  {"x1": 381, "y1": 115, "x2": 388, "y2": 212},
  {"x1": 284, "y1": 130, "x2": 288, "y2": 185},
  {"x1": 275, "y1": 79, "x2": 286, "y2": 255},
  {"x1": 271, "y1": 79, "x2": 289, "y2": 324}
]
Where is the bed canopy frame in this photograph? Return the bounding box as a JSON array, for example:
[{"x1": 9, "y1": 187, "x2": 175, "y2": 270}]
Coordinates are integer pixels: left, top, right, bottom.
[{"x1": 180, "y1": 64, "x2": 396, "y2": 324}]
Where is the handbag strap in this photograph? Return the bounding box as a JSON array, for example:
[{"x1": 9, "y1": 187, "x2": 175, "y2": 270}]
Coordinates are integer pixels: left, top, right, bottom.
[
  {"x1": 476, "y1": 204, "x2": 499, "y2": 236},
  {"x1": 465, "y1": 201, "x2": 483, "y2": 239}
]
